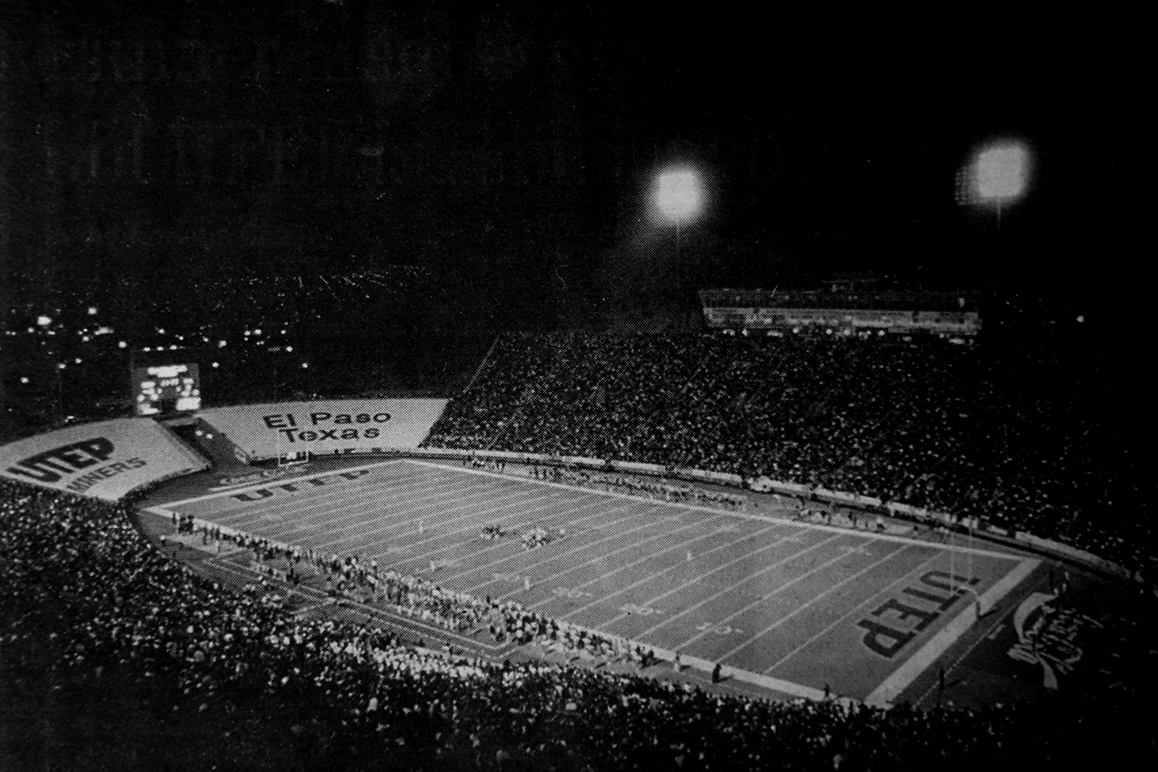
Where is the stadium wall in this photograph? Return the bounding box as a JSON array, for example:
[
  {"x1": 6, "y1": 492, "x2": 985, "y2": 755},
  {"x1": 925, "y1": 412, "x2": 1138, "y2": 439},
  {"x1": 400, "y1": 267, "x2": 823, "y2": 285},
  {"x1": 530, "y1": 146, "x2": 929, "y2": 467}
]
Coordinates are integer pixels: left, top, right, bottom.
[
  {"x1": 0, "y1": 418, "x2": 209, "y2": 501},
  {"x1": 199, "y1": 399, "x2": 449, "y2": 461}
]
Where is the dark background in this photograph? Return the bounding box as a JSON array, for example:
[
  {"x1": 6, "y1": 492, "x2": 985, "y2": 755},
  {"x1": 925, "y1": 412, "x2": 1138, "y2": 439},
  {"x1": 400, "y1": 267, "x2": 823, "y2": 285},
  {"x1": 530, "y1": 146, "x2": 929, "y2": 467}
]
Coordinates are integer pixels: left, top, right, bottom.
[{"x1": 0, "y1": 2, "x2": 1145, "y2": 409}]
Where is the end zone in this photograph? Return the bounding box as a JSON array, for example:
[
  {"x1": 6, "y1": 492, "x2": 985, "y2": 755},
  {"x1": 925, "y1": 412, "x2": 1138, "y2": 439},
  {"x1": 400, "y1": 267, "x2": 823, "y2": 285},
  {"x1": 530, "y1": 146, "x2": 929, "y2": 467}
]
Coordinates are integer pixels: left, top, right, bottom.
[{"x1": 865, "y1": 557, "x2": 1039, "y2": 706}]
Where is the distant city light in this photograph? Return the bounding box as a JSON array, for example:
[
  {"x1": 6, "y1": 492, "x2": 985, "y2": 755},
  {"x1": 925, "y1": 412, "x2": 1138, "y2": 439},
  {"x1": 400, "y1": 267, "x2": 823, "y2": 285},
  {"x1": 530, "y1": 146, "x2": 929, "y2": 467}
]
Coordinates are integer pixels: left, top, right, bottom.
[
  {"x1": 218, "y1": 340, "x2": 227, "y2": 348},
  {"x1": 87, "y1": 306, "x2": 98, "y2": 315},
  {"x1": 212, "y1": 362, "x2": 220, "y2": 368},
  {"x1": 301, "y1": 362, "x2": 309, "y2": 369},
  {"x1": 37, "y1": 315, "x2": 52, "y2": 327},
  {"x1": 157, "y1": 328, "x2": 165, "y2": 335},
  {"x1": 20, "y1": 377, "x2": 29, "y2": 384},
  {"x1": 118, "y1": 340, "x2": 127, "y2": 349},
  {"x1": 1077, "y1": 315, "x2": 1084, "y2": 323},
  {"x1": 74, "y1": 358, "x2": 82, "y2": 364},
  {"x1": 57, "y1": 362, "x2": 66, "y2": 370},
  {"x1": 81, "y1": 336, "x2": 90, "y2": 342},
  {"x1": 254, "y1": 328, "x2": 262, "y2": 336},
  {"x1": 286, "y1": 346, "x2": 293, "y2": 353}
]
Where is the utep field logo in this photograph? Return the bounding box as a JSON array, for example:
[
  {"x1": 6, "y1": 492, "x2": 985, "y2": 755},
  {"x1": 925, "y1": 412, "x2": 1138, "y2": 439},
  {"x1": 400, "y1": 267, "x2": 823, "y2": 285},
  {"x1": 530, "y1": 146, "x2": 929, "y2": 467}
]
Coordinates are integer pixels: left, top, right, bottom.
[
  {"x1": 856, "y1": 570, "x2": 979, "y2": 659},
  {"x1": 228, "y1": 468, "x2": 370, "y2": 502},
  {"x1": 4, "y1": 437, "x2": 146, "y2": 493}
]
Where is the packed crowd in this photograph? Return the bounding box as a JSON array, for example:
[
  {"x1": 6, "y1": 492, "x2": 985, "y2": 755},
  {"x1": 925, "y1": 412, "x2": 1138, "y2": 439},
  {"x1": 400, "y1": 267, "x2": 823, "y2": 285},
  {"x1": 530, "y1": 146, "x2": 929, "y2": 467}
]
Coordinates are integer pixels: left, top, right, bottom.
[
  {"x1": 166, "y1": 509, "x2": 622, "y2": 656},
  {"x1": 2, "y1": 479, "x2": 1146, "y2": 768},
  {"x1": 700, "y1": 288, "x2": 979, "y2": 312},
  {"x1": 534, "y1": 465, "x2": 747, "y2": 511},
  {"x1": 425, "y1": 332, "x2": 1150, "y2": 575}
]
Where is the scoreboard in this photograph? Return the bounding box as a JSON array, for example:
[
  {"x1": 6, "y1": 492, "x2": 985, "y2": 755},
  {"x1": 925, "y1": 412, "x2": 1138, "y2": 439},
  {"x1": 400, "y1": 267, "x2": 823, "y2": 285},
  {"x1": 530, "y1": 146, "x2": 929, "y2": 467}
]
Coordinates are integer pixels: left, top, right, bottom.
[{"x1": 132, "y1": 363, "x2": 201, "y2": 416}]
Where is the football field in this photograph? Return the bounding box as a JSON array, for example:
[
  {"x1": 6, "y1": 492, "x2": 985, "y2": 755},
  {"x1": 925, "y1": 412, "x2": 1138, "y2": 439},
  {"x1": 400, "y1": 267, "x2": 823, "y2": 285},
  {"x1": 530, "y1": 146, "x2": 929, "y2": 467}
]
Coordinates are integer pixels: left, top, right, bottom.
[{"x1": 148, "y1": 459, "x2": 1037, "y2": 703}]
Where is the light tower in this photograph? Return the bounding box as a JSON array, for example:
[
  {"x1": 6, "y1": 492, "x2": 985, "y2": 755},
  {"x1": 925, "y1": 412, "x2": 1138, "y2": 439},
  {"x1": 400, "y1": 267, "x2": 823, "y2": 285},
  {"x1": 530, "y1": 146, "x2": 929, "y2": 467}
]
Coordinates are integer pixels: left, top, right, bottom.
[{"x1": 653, "y1": 167, "x2": 705, "y2": 328}]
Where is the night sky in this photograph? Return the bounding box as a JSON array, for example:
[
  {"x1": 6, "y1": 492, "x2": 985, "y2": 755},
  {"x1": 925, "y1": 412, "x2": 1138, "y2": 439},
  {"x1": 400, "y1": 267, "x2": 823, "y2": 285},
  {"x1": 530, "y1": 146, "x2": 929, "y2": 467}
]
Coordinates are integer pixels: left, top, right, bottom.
[{"x1": 0, "y1": 3, "x2": 1141, "y2": 330}]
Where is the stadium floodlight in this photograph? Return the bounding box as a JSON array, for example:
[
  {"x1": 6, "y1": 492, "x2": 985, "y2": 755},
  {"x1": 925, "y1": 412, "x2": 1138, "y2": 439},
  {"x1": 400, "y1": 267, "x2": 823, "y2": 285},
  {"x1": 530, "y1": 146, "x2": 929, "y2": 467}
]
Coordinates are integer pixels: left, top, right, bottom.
[
  {"x1": 957, "y1": 139, "x2": 1031, "y2": 224},
  {"x1": 976, "y1": 144, "x2": 1027, "y2": 201},
  {"x1": 654, "y1": 169, "x2": 703, "y2": 224}
]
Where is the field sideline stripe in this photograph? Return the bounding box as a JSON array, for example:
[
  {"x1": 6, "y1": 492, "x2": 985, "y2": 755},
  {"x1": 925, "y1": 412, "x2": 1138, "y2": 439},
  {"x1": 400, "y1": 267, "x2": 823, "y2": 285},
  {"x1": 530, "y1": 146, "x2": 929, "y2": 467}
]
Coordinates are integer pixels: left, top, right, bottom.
[{"x1": 864, "y1": 557, "x2": 1040, "y2": 706}]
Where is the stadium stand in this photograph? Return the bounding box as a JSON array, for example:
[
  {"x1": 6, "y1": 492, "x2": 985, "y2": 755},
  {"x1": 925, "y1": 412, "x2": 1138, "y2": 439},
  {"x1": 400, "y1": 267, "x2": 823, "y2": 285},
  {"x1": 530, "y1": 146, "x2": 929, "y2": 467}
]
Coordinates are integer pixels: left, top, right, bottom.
[
  {"x1": 2, "y1": 479, "x2": 1149, "y2": 769},
  {"x1": 424, "y1": 332, "x2": 1150, "y2": 576}
]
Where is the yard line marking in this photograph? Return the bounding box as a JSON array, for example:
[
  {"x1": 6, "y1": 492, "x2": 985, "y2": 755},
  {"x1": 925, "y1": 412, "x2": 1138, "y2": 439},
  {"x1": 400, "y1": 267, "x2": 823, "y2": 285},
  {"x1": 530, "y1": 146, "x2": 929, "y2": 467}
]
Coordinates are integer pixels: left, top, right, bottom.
[
  {"x1": 604, "y1": 531, "x2": 843, "y2": 634},
  {"x1": 263, "y1": 483, "x2": 532, "y2": 553},
  {"x1": 541, "y1": 521, "x2": 785, "y2": 617},
  {"x1": 865, "y1": 557, "x2": 1039, "y2": 707},
  {"x1": 701, "y1": 540, "x2": 915, "y2": 660},
  {"x1": 306, "y1": 483, "x2": 562, "y2": 551},
  {"x1": 170, "y1": 469, "x2": 490, "y2": 539},
  {"x1": 158, "y1": 458, "x2": 411, "y2": 507},
  {"x1": 407, "y1": 459, "x2": 1015, "y2": 558},
  {"x1": 490, "y1": 509, "x2": 702, "y2": 600},
  {"x1": 212, "y1": 472, "x2": 500, "y2": 535},
  {"x1": 524, "y1": 515, "x2": 755, "y2": 610},
  {"x1": 760, "y1": 546, "x2": 951, "y2": 673},
  {"x1": 421, "y1": 498, "x2": 666, "y2": 584},
  {"x1": 386, "y1": 495, "x2": 648, "y2": 574},
  {"x1": 462, "y1": 507, "x2": 679, "y2": 595},
  {"x1": 174, "y1": 469, "x2": 454, "y2": 526}
]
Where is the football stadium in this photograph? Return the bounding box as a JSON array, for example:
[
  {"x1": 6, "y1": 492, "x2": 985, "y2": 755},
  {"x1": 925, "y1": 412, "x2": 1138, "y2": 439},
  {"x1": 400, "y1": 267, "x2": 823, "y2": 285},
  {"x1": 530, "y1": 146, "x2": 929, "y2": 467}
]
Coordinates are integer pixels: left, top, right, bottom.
[{"x1": 1, "y1": 4, "x2": 1151, "y2": 770}]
